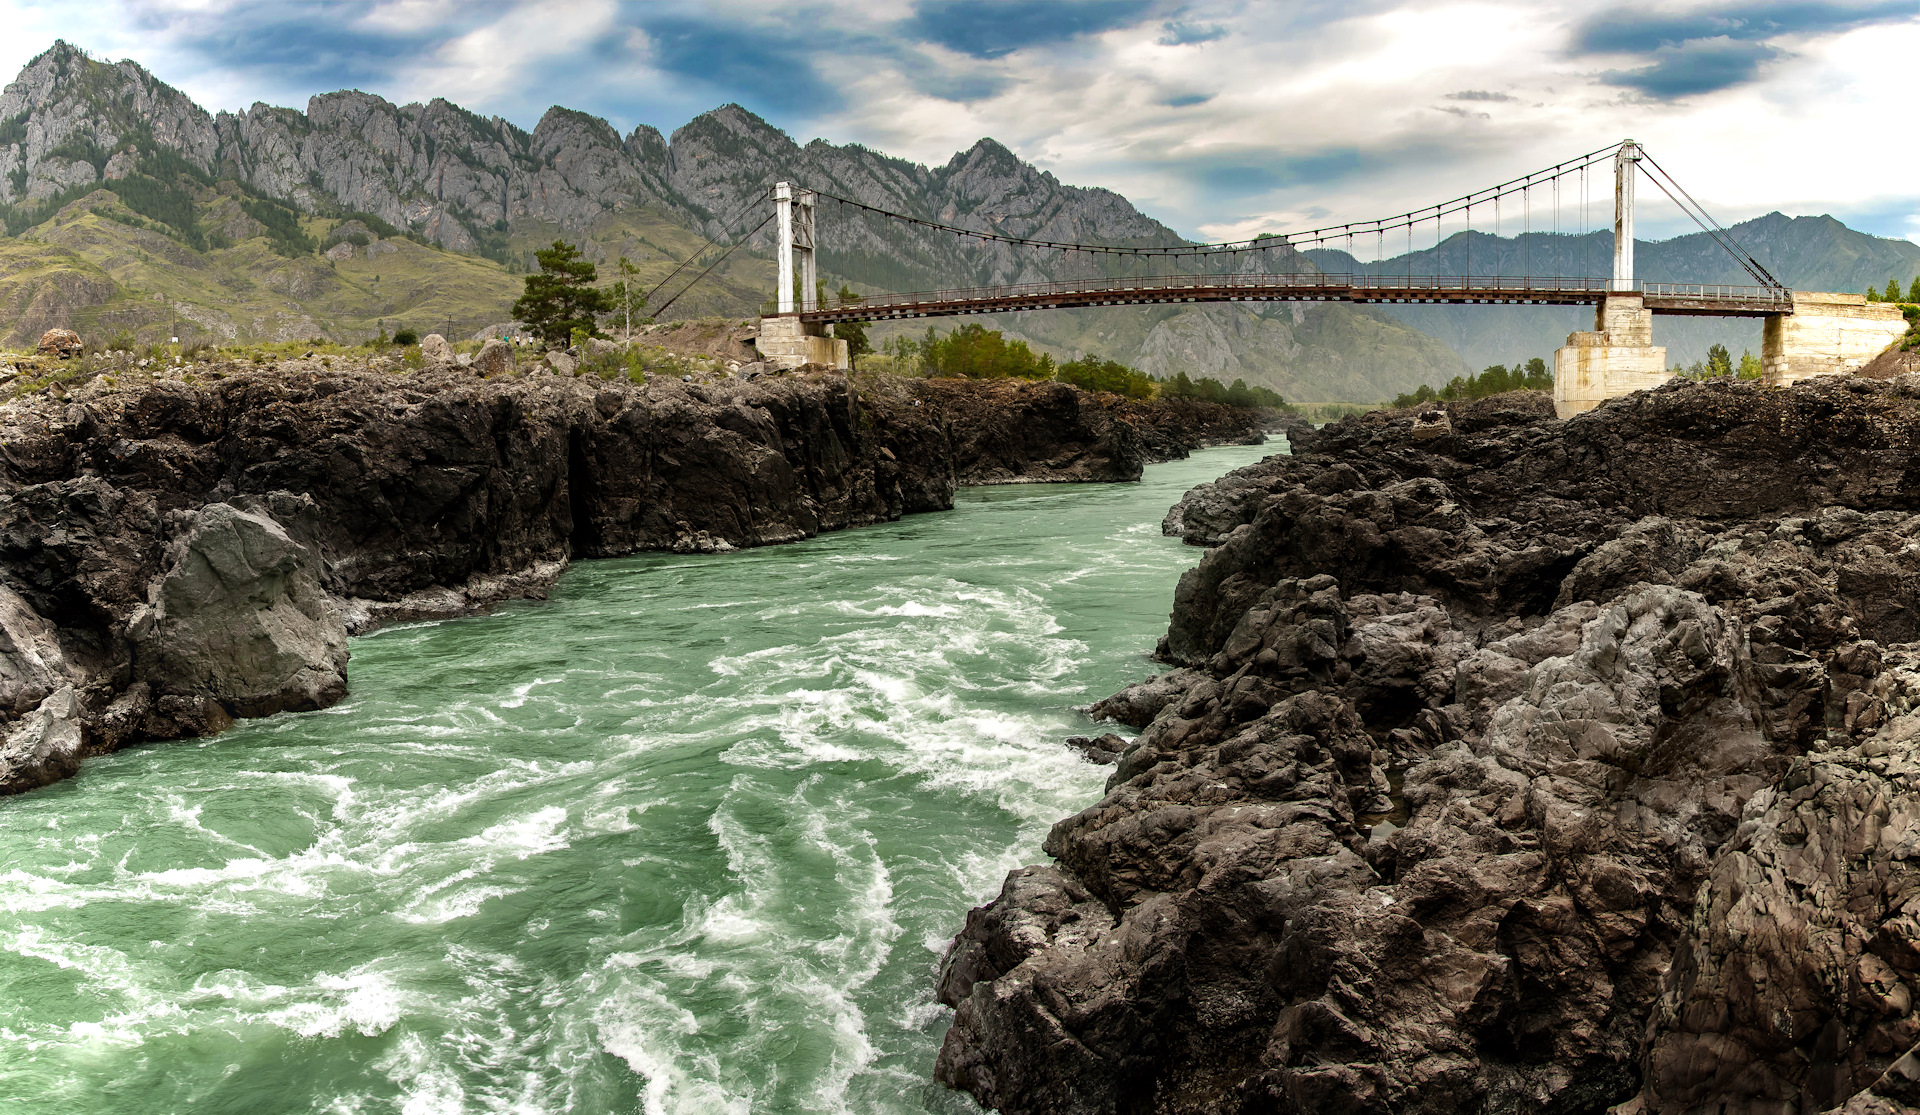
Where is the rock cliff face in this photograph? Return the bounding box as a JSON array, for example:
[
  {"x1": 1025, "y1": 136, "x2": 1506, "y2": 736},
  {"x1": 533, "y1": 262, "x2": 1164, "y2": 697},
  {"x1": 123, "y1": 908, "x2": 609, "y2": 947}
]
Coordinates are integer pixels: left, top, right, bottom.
[
  {"x1": 0, "y1": 358, "x2": 1268, "y2": 793},
  {"x1": 938, "y1": 379, "x2": 1920, "y2": 1115}
]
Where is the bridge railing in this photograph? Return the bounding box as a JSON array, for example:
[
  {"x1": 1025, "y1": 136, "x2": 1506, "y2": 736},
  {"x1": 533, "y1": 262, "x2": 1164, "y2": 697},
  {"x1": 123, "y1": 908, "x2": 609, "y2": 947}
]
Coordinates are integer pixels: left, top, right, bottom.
[
  {"x1": 1640, "y1": 281, "x2": 1793, "y2": 305},
  {"x1": 807, "y1": 274, "x2": 1792, "y2": 315}
]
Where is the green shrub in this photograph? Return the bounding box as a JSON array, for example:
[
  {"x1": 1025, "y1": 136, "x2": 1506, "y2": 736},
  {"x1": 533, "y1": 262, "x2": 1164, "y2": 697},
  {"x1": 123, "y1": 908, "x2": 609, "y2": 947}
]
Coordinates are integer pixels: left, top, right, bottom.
[
  {"x1": 392, "y1": 328, "x2": 419, "y2": 346},
  {"x1": 919, "y1": 323, "x2": 1042, "y2": 379},
  {"x1": 1159, "y1": 371, "x2": 1289, "y2": 408},
  {"x1": 1056, "y1": 355, "x2": 1154, "y2": 399},
  {"x1": 1392, "y1": 357, "x2": 1551, "y2": 407}
]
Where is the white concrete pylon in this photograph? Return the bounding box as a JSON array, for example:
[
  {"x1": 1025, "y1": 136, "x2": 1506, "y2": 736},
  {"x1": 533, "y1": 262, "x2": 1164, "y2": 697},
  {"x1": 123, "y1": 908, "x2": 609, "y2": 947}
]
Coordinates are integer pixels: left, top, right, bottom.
[
  {"x1": 775, "y1": 182, "x2": 794, "y2": 314},
  {"x1": 772, "y1": 182, "x2": 818, "y2": 314},
  {"x1": 1612, "y1": 140, "x2": 1638, "y2": 293}
]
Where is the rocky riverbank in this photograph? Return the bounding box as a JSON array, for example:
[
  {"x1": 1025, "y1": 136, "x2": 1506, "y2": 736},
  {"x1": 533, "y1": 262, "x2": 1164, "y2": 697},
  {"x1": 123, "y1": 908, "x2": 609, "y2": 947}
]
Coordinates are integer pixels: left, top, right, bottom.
[
  {"x1": 937, "y1": 379, "x2": 1920, "y2": 1115},
  {"x1": 0, "y1": 358, "x2": 1268, "y2": 794}
]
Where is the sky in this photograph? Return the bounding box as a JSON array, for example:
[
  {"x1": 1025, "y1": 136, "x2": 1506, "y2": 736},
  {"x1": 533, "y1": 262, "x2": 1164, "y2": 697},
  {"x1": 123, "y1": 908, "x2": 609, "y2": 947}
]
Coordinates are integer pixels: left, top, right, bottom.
[{"x1": 1, "y1": 0, "x2": 1915, "y2": 246}]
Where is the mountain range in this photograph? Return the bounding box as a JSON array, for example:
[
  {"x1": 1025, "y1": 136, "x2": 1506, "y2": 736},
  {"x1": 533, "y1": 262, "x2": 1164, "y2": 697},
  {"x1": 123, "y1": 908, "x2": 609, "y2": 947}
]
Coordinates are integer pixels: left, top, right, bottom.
[{"x1": 1, "y1": 41, "x2": 1914, "y2": 401}]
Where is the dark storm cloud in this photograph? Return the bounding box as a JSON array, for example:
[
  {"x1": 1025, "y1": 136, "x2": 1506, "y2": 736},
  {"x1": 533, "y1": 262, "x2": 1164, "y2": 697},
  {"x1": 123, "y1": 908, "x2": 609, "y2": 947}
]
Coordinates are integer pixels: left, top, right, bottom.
[
  {"x1": 1599, "y1": 39, "x2": 1784, "y2": 97},
  {"x1": 904, "y1": 0, "x2": 1157, "y2": 60},
  {"x1": 1573, "y1": 1, "x2": 1913, "y2": 97},
  {"x1": 640, "y1": 14, "x2": 845, "y2": 117},
  {"x1": 118, "y1": 0, "x2": 476, "y2": 103}
]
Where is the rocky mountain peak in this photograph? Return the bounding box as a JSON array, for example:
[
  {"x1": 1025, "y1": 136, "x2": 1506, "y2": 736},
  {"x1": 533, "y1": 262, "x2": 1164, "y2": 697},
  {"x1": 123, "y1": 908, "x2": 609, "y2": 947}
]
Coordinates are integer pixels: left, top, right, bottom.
[{"x1": 0, "y1": 41, "x2": 217, "y2": 203}]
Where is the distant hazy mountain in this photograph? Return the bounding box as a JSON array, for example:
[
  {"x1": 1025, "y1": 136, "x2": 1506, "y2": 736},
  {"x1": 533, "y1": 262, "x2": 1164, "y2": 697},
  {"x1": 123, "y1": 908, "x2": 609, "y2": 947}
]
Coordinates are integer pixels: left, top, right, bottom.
[{"x1": 1305, "y1": 214, "x2": 1920, "y2": 371}]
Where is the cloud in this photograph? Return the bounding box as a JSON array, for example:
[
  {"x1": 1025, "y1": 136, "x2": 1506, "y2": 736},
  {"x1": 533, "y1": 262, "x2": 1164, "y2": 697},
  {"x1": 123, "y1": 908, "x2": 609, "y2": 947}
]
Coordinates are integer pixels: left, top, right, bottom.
[
  {"x1": 1572, "y1": 0, "x2": 1912, "y2": 53},
  {"x1": 1598, "y1": 37, "x2": 1781, "y2": 97},
  {"x1": 1158, "y1": 19, "x2": 1226, "y2": 46},
  {"x1": 637, "y1": 11, "x2": 845, "y2": 117},
  {"x1": 1447, "y1": 90, "x2": 1516, "y2": 102},
  {"x1": 1573, "y1": 1, "x2": 1912, "y2": 97},
  {"x1": 903, "y1": 0, "x2": 1156, "y2": 60}
]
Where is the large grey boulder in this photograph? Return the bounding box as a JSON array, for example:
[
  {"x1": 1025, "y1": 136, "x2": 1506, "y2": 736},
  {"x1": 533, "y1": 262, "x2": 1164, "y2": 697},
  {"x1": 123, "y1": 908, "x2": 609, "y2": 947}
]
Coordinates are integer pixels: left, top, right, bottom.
[
  {"x1": 0, "y1": 686, "x2": 81, "y2": 792},
  {"x1": 139, "y1": 503, "x2": 348, "y2": 730},
  {"x1": 419, "y1": 332, "x2": 454, "y2": 365},
  {"x1": 0, "y1": 584, "x2": 73, "y2": 715},
  {"x1": 471, "y1": 338, "x2": 515, "y2": 377}
]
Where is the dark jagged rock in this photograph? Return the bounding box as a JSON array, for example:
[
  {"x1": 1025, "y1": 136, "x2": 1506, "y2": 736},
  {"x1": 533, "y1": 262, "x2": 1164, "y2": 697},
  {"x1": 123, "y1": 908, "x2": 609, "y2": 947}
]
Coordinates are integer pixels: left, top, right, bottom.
[
  {"x1": 938, "y1": 378, "x2": 1920, "y2": 1115},
  {"x1": 911, "y1": 378, "x2": 1267, "y2": 485},
  {"x1": 0, "y1": 361, "x2": 1267, "y2": 792}
]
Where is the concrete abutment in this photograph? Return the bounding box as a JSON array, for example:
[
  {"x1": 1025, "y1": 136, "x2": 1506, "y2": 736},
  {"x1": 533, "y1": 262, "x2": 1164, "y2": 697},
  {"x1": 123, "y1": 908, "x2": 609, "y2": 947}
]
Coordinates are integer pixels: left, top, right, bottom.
[
  {"x1": 1554, "y1": 292, "x2": 1908, "y2": 418},
  {"x1": 1761, "y1": 293, "x2": 1907, "y2": 386},
  {"x1": 1553, "y1": 295, "x2": 1668, "y2": 419},
  {"x1": 756, "y1": 316, "x2": 850, "y2": 370}
]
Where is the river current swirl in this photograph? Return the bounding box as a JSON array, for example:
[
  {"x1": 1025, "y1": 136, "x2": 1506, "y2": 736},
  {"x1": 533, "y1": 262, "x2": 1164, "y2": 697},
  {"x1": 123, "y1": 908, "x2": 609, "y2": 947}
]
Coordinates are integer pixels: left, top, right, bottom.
[{"x1": 0, "y1": 442, "x2": 1277, "y2": 1114}]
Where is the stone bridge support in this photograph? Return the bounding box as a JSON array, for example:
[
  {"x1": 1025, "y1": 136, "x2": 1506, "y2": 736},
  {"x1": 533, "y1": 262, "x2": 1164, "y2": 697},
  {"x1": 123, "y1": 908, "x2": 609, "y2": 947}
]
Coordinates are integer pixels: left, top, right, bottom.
[
  {"x1": 1762, "y1": 293, "x2": 1907, "y2": 386},
  {"x1": 1552, "y1": 294, "x2": 1668, "y2": 418},
  {"x1": 755, "y1": 316, "x2": 849, "y2": 370}
]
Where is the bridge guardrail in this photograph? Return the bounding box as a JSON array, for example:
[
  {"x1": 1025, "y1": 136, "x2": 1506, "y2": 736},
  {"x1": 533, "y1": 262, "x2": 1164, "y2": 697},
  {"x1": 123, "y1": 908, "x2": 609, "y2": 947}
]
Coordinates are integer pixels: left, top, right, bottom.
[
  {"x1": 1639, "y1": 282, "x2": 1792, "y2": 304},
  {"x1": 806, "y1": 274, "x2": 1793, "y2": 316}
]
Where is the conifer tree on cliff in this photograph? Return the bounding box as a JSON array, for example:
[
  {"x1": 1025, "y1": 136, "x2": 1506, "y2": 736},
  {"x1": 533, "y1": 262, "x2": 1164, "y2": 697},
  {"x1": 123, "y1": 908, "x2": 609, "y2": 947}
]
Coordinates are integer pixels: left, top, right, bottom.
[{"x1": 513, "y1": 240, "x2": 611, "y2": 348}]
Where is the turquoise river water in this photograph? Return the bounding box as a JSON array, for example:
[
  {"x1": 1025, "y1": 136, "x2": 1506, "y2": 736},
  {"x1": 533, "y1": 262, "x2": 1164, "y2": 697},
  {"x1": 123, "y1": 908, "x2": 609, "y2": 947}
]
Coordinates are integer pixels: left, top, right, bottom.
[{"x1": 0, "y1": 441, "x2": 1277, "y2": 1115}]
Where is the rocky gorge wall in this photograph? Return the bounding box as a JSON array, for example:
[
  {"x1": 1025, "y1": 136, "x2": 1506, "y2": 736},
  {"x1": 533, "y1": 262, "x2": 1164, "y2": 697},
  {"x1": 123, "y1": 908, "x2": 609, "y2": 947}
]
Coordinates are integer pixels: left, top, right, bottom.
[
  {"x1": 0, "y1": 358, "x2": 1265, "y2": 794},
  {"x1": 937, "y1": 380, "x2": 1920, "y2": 1115}
]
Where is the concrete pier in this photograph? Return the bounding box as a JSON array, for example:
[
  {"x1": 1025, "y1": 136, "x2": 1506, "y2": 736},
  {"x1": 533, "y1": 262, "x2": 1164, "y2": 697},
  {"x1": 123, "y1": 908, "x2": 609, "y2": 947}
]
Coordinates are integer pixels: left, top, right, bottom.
[
  {"x1": 756, "y1": 315, "x2": 849, "y2": 370},
  {"x1": 1762, "y1": 293, "x2": 1907, "y2": 386},
  {"x1": 1552, "y1": 294, "x2": 1669, "y2": 418}
]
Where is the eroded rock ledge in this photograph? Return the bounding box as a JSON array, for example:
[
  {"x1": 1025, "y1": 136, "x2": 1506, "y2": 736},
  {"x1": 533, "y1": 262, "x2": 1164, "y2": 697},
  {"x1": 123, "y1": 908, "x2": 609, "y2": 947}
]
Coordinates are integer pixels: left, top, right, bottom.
[
  {"x1": 938, "y1": 379, "x2": 1920, "y2": 1115},
  {"x1": 0, "y1": 361, "x2": 1265, "y2": 792}
]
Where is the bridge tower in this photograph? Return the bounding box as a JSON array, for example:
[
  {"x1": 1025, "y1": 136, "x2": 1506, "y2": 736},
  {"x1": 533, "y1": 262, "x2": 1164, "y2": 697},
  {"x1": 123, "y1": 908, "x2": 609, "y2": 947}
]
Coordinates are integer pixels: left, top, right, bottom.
[
  {"x1": 1553, "y1": 140, "x2": 1668, "y2": 418},
  {"x1": 755, "y1": 181, "x2": 850, "y2": 370}
]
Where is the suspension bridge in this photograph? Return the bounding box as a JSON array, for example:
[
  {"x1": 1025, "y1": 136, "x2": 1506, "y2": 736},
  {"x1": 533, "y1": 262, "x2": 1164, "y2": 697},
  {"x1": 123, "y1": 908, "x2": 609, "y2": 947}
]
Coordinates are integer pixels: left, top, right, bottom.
[{"x1": 747, "y1": 141, "x2": 1907, "y2": 417}]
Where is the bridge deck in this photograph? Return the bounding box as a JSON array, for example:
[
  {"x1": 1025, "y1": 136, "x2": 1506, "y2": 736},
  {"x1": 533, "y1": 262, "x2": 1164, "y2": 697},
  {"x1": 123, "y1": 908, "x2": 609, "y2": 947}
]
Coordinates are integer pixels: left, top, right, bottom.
[{"x1": 796, "y1": 275, "x2": 1792, "y2": 324}]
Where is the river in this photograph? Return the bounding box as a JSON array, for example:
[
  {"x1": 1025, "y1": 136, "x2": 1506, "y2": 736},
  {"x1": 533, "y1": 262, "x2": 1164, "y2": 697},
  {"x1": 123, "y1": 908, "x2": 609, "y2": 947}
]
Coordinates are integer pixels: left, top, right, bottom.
[{"x1": 0, "y1": 441, "x2": 1277, "y2": 1115}]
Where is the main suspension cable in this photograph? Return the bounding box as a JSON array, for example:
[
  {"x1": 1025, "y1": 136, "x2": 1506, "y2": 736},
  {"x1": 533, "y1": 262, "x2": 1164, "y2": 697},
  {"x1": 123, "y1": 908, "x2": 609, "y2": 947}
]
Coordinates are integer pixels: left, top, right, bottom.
[{"x1": 792, "y1": 142, "x2": 1624, "y2": 261}]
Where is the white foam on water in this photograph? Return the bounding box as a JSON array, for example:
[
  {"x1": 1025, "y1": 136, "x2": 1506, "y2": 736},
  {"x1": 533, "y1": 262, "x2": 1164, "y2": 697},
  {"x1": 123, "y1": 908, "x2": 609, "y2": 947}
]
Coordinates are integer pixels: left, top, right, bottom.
[
  {"x1": 594, "y1": 983, "x2": 751, "y2": 1115},
  {"x1": 265, "y1": 966, "x2": 407, "y2": 1038},
  {"x1": 377, "y1": 1032, "x2": 470, "y2": 1114}
]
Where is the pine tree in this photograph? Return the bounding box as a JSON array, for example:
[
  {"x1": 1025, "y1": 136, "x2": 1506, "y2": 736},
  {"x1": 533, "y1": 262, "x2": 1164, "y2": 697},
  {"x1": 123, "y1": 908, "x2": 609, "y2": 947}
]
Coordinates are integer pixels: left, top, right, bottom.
[
  {"x1": 1706, "y1": 343, "x2": 1732, "y2": 378},
  {"x1": 1889, "y1": 279, "x2": 1905, "y2": 304},
  {"x1": 1737, "y1": 350, "x2": 1764, "y2": 379},
  {"x1": 1908, "y1": 276, "x2": 1920, "y2": 304},
  {"x1": 511, "y1": 240, "x2": 610, "y2": 348}
]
